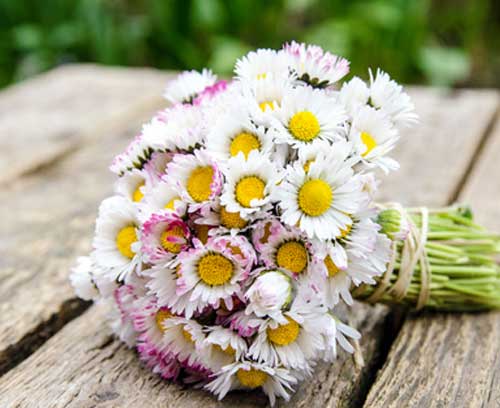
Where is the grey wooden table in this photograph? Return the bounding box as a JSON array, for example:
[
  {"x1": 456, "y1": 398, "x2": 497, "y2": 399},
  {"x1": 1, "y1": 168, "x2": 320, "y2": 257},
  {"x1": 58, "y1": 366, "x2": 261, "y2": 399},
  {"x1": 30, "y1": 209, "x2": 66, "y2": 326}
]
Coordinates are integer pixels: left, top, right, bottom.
[{"x1": 0, "y1": 65, "x2": 499, "y2": 407}]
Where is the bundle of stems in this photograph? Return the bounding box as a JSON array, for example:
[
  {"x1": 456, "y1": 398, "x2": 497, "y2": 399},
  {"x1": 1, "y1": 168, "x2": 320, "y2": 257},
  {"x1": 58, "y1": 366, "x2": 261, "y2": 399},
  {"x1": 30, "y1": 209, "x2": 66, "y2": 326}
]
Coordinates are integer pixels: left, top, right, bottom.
[{"x1": 354, "y1": 206, "x2": 500, "y2": 311}]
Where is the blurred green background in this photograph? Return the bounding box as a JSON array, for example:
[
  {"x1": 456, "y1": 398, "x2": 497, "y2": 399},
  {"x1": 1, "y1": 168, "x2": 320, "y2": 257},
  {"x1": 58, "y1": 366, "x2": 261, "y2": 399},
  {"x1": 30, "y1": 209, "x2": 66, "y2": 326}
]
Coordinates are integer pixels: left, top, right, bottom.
[{"x1": 1, "y1": 0, "x2": 499, "y2": 89}]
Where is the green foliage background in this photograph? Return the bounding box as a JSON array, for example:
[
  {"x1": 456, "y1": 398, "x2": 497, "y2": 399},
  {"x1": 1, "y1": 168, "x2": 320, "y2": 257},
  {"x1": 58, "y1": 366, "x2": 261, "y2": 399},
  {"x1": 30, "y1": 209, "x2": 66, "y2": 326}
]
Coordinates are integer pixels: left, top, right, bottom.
[{"x1": 0, "y1": 0, "x2": 499, "y2": 89}]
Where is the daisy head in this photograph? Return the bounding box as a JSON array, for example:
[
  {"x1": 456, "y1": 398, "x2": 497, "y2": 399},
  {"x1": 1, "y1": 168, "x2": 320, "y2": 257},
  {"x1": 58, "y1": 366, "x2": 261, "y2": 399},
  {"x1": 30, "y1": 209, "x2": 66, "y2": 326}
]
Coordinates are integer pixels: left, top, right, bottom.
[
  {"x1": 205, "y1": 361, "x2": 298, "y2": 406},
  {"x1": 163, "y1": 68, "x2": 217, "y2": 104},
  {"x1": 165, "y1": 150, "x2": 223, "y2": 210},
  {"x1": 114, "y1": 168, "x2": 149, "y2": 204},
  {"x1": 139, "y1": 180, "x2": 187, "y2": 220},
  {"x1": 244, "y1": 269, "x2": 293, "y2": 320},
  {"x1": 161, "y1": 316, "x2": 207, "y2": 369},
  {"x1": 201, "y1": 327, "x2": 247, "y2": 371},
  {"x1": 235, "y1": 48, "x2": 290, "y2": 82},
  {"x1": 369, "y1": 68, "x2": 418, "y2": 127},
  {"x1": 92, "y1": 196, "x2": 142, "y2": 282},
  {"x1": 349, "y1": 105, "x2": 400, "y2": 173},
  {"x1": 69, "y1": 256, "x2": 99, "y2": 301},
  {"x1": 272, "y1": 85, "x2": 347, "y2": 148},
  {"x1": 172, "y1": 236, "x2": 252, "y2": 317},
  {"x1": 242, "y1": 75, "x2": 293, "y2": 125},
  {"x1": 248, "y1": 289, "x2": 327, "y2": 369},
  {"x1": 278, "y1": 143, "x2": 367, "y2": 240},
  {"x1": 140, "y1": 212, "x2": 191, "y2": 263},
  {"x1": 206, "y1": 106, "x2": 272, "y2": 162},
  {"x1": 109, "y1": 133, "x2": 153, "y2": 176},
  {"x1": 143, "y1": 104, "x2": 205, "y2": 152},
  {"x1": 284, "y1": 41, "x2": 350, "y2": 88},
  {"x1": 196, "y1": 200, "x2": 250, "y2": 236},
  {"x1": 220, "y1": 151, "x2": 282, "y2": 217},
  {"x1": 260, "y1": 226, "x2": 315, "y2": 277}
]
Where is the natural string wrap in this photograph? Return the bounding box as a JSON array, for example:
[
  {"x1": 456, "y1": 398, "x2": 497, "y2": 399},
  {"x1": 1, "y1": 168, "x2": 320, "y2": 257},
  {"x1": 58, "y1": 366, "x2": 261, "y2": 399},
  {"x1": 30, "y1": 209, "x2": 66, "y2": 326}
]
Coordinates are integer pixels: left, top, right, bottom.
[{"x1": 354, "y1": 203, "x2": 432, "y2": 310}]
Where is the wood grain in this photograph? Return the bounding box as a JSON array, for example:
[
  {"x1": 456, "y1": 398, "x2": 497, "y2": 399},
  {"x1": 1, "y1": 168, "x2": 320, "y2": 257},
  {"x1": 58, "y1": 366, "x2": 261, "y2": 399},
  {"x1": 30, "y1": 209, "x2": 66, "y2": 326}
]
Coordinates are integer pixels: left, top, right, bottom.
[
  {"x1": 0, "y1": 64, "x2": 170, "y2": 186},
  {"x1": 0, "y1": 67, "x2": 170, "y2": 373},
  {"x1": 1, "y1": 84, "x2": 495, "y2": 407},
  {"x1": 364, "y1": 100, "x2": 500, "y2": 408}
]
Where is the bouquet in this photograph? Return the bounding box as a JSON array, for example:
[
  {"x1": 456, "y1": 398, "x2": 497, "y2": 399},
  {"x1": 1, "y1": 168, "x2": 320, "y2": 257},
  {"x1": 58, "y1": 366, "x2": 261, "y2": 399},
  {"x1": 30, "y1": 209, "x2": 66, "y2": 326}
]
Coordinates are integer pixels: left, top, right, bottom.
[{"x1": 70, "y1": 42, "x2": 500, "y2": 405}]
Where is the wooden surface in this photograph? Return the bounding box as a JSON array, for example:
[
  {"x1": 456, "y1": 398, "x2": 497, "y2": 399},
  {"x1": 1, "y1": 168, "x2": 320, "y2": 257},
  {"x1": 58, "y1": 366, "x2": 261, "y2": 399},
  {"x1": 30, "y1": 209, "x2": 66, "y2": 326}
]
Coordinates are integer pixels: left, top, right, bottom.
[{"x1": 0, "y1": 65, "x2": 498, "y2": 407}]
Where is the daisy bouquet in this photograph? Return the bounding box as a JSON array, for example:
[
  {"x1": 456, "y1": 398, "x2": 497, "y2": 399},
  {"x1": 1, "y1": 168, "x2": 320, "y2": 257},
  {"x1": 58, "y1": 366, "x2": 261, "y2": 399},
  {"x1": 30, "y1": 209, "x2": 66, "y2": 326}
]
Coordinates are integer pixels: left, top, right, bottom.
[{"x1": 70, "y1": 42, "x2": 500, "y2": 405}]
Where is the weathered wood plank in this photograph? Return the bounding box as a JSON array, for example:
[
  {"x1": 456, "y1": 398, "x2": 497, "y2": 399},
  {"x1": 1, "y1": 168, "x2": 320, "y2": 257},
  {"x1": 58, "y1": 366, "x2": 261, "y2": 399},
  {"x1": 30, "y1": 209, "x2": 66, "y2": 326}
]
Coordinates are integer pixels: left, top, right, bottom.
[
  {"x1": 0, "y1": 86, "x2": 493, "y2": 407},
  {"x1": 0, "y1": 68, "x2": 171, "y2": 374},
  {"x1": 0, "y1": 64, "x2": 170, "y2": 186},
  {"x1": 364, "y1": 102, "x2": 500, "y2": 408}
]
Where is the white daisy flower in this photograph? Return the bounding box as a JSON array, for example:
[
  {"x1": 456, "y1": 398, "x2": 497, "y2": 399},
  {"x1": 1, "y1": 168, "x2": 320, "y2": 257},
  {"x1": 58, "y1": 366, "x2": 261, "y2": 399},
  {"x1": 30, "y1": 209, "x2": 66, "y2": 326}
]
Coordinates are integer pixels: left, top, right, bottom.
[
  {"x1": 205, "y1": 107, "x2": 273, "y2": 162},
  {"x1": 143, "y1": 104, "x2": 205, "y2": 152},
  {"x1": 196, "y1": 200, "x2": 251, "y2": 236},
  {"x1": 201, "y1": 327, "x2": 247, "y2": 371},
  {"x1": 235, "y1": 48, "x2": 290, "y2": 82},
  {"x1": 369, "y1": 68, "x2": 418, "y2": 127},
  {"x1": 114, "y1": 168, "x2": 149, "y2": 204},
  {"x1": 109, "y1": 133, "x2": 154, "y2": 176},
  {"x1": 283, "y1": 41, "x2": 350, "y2": 88},
  {"x1": 205, "y1": 361, "x2": 298, "y2": 406},
  {"x1": 277, "y1": 143, "x2": 366, "y2": 240},
  {"x1": 242, "y1": 75, "x2": 294, "y2": 125},
  {"x1": 139, "y1": 180, "x2": 187, "y2": 220},
  {"x1": 69, "y1": 256, "x2": 99, "y2": 301},
  {"x1": 140, "y1": 212, "x2": 191, "y2": 264},
  {"x1": 339, "y1": 76, "x2": 372, "y2": 117},
  {"x1": 161, "y1": 316, "x2": 207, "y2": 369},
  {"x1": 272, "y1": 85, "x2": 347, "y2": 148},
  {"x1": 349, "y1": 105, "x2": 400, "y2": 172},
  {"x1": 260, "y1": 226, "x2": 317, "y2": 277},
  {"x1": 172, "y1": 236, "x2": 253, "y2": 318},
  {"x1": 245, "y1": 269, "x2": 293, "y2": 320},
  {"x1": 164, "y1": 68, "x2": 217, "y2": 104},
  {"x1": 220, "y1": 150, "x2": 282, "y2": 217},
  {"x1": 92, "y1": 196, "x2": 142, "y2": 282},
  {"x1": 132, "y1": 296, "x2": 179, "y2": 371},
  {"x1": 248, "y1": 288, "x2": 327, "y2": 369},
  {"x1": 165, "y1": 150, "x2": 223, "y2": 210}
]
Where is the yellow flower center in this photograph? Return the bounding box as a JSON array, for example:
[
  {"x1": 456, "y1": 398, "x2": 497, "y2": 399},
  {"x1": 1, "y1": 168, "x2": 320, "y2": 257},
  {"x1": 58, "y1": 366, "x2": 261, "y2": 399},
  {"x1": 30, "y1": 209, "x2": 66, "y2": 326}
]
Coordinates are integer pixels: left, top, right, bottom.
[
  {"x1": 267, "y1": 316, "x2": 300, "y2": 346},
  {"x1": 193, "y1": 224, "x2": 210, "y2": 244},
  {"x1": 259, "y1": 101, "x2": 276, "y2": 111},
  {"x1": 116, "y1": 226, "x2": 137, "y2": 259},
  {"x1": 164, "y1": 196, "x2": 181, "y2": 211},
  {"x1": 198, "y1": 253, "x2": 234, "y2": 286},
  {"x1": 214, "y1": 344, "x2": 236, "y2": 356},
  {"x1": 288, "y1": 111, "x2": 320, "y2": 142},
  {"x1": 155, "y1": 309, "x2": 172, "y2": 333},
  {"x1": 360, "y1": 131, "x2": 377, "y2": 157},
  {"x1": 132, "y1": 182, "x2": 145, "y2": 202},
  {"x1": 229, "y1": 132, "x2": 261, "y2": 158},
  {"x1": 182, "y1": 326, "x2": 194, "y2": 343},
  {"x1": 235, "y1": 176, "x2": 266, "y2": 208},
  {"x1": 276, "y1": 241, "x2": 308, "y2": 274},
  {"x1": 220, "y1": 206, "x2": 247, "y2": 229},
  {"x1": 256, "y1": 73, "x2": 267, "y2": 80},
  {"x1": 236, "y1": 368, "x2": 268, "y2": 388},
  {"x1": 187, "y1": 166, "x2": 214, "y2": 202},
  {"x1": 160, "y1": 225, "x2": 185, "y2": 254},
  {"x1": 324, "y1": 255, "x2": 340, "y2": 277},
  {"x1": 338, "y1": 223, "x2": 352, "y2": 239},
  {"x1": 298, "y1": 179, "x2": 333, "y2": 217}
]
